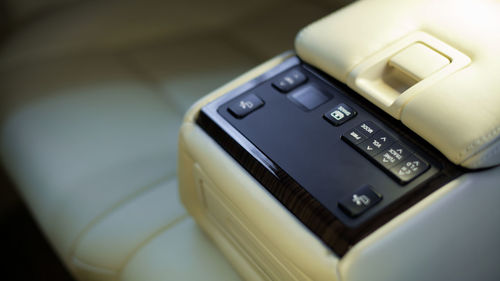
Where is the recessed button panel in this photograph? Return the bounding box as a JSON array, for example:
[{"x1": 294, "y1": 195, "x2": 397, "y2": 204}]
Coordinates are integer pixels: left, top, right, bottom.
[
  {"x1": 338, "y1": 185, "x2": 382, "y2": 217},
  {"x1": 228, "y1": 94, "x2": 264, "y2": 118},
  {"x1": 343, "y1": 121, "x2": 430, "y2": 184},
  {"x1": 272, "y1": 69, "x2": 308, "y2": 93}
]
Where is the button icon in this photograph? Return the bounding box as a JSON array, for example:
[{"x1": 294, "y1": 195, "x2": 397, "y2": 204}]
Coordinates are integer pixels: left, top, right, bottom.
[
  {"x1": 228, "y1": 94, "x2": 264, "y2": 118},
  {"x1": 357, "y1": 121, "x2": 380, "y2": 137},
  {"x1": 390, "y1": 155, "x2": 430, "y2": 183},
  {"x1": 239, "y1": 100, "x2": 254, "y2": 110},
  {"x1": 324, "y1": 103, "x2": 357, "y2": 126},
  {"x1": 272, "y1": 69, "x2": 307, "y2": 93},
  {"x1": 331, "y1": 110, "x2": 345, "y2": 120},
  {"x1": 342, "y1": 128, "x2": 367, "y2": 145},
  {"x1": 352, "y1": 194, "x2": 371, "y2": 206},
  {"x1": 338, "y1": 185, "x2": 382, "y2": 217}
]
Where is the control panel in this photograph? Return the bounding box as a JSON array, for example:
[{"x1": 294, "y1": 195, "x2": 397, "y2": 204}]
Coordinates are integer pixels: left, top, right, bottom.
[{"x1": 198, "y1": 56, "x2": 450, "y2": 229}]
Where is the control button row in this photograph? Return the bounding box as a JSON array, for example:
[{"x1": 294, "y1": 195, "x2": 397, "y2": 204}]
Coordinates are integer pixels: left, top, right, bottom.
[
  {"x1": 342, "y1": 121, "x2": 429, "y2": 183},
  {"x1": 272, "y1": 69, "x2": 308, "y2": 93}
]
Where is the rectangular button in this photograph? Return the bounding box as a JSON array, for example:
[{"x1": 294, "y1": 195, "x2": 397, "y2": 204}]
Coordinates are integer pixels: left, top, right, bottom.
[
  {"x1": 357, "y1": 121, "x2": 380, "y2": 138},
  {"x1": 324, "y1": 103, "x2": 357, "y2": 126},
  {"x1": 338, "y1": 185, "x2": 382, "y2": 217},
  {"x1": 390, "y1": 155, "x2": 429, "y2": 183},
  {"x1": 342, "y1": 128, "x2": 368, "y2": 145},
  {"x1": 228, "y1": 94, "x2": 264, "y2": 118},
  {"x1": 371, "y1": 130, "x2": 395, "y2": 151},
  {"x1": 272, "y1": 69, "x2": 307, "y2": 93},
  {"x1": 386, "y1": 142, "x2": 413, "y2": 164},
  {"x1": 375, "y1": 142, "x2": 412, "y2": 168}
]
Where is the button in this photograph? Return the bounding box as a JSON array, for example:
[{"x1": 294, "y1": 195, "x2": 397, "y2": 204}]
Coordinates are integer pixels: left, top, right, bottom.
[
  {"x1": 371, "y1": 130, "x2": 395, "y2": 151},
  {"x1": 358, "y1": 138, "x2": 383, "y2": 156},
  {"x1": 390, "y1": 155, "x2": 430, "y2": 183},
  {"x1": 228, "y1": 94, "x2": 264, "y2": 118},
  {"x1": 389, "y1": 43, "x2": 450, "y2": 81},
  {"x1": 342, "y1": 128, "x2": 368, "y2": 145},
  {"x1": 272, "y1": 69, "x2": 308, "y2": 93},
  {"x1": 357, "y1": 121, "x2": 380, "y2": 138},
  {"x1": 385, "y1": 142, "x2": 413, "y2": 164},
  {"x1": 338, "y1": 185, "x2": 382, "y2": 217},
  {"x1": 374, "y1": 150, "x2": 399, "y2": 169},
  {"x1": 324, "y1": 103, "x2": 357, "y2": 126},
  {"x1": 289, "y1": 86, "x2": 330, "y2": 111}
]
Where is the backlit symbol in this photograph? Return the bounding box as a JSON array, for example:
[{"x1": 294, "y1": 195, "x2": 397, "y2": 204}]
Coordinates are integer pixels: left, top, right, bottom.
[
  {"x1": 398, "y1": 160, "x2": 420, "y2": 175},
  {"x1": 350, "y1": 131, "x2": 361, "y2": 140},
  {"x1": 366, "y1": 145, "x2": 374, "y2": 151},
  {"x1": 352, "y1": 194, "x2": 371, "y2": 206},
  {"x1": 372, "y1": 140, "x2": 382, "y2": 148},
  {"x1": 380, "y1": 137, "x2": 387, "y2": 142},
  {"x1": 239, "y1": 100, "x2": 254, "y2": 109},
  {"x1": 284, "y1": 76, "x2": 294, "y2": 84},
  {"x1": 331, "y1": 110, "x2": 345, "y2": 120},
  {"x1": 397, "y1": 149, "x2": 403, "y2": 154}
]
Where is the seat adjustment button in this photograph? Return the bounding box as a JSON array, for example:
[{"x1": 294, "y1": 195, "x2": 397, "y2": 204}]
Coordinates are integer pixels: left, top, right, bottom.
[
  {"x1": 338, "y1": 185, "x2": 382, "y2": 217},
  {"x1": 228, "y1": 94, "x2": 264, "y2": 118},
  {"x1": 272, "y1": 69, "x2": 308, "y2": 93}
]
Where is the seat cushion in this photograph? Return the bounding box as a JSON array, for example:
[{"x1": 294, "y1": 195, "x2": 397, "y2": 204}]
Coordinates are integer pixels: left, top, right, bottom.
[{"x1": 0, "y1": 0, "x2": 340, "y2": 280}]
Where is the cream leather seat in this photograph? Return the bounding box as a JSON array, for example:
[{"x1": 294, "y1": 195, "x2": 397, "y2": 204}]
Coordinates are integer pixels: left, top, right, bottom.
[{"x1": 0, "y1": 0, "x2": 347, "y2": 280}]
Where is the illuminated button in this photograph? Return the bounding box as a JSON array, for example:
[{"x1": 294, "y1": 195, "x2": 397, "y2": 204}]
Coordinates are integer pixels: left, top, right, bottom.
[
  {"x1": 228, "y1": 94, "x2": 264, "y2": 118},
  {"x1": 272, "y1": 69, "x2": 308, "y2": 93},
  {"x1": 324, "y1": 103, "x2": 357, "y2": 126},
  {"x1": 342, "y1": 128, "x2": 368, "y2": 145},
  {"x1": 374, "y1": 142, "x2": 412, "y2": 168},
  {"x1": 390, "y1": 155, "x2": 429, "y2": 183},
  {"x1": 338, "y1": 185, "x2": 382, "y2": 217},
  {"x1": 357, "y1": 121, "x2": 380, "y2": 137}
]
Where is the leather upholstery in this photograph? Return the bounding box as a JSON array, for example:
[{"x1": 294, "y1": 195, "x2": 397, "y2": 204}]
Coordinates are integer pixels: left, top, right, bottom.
[
  {"x1": 296, "y1": 0, "x2": 500, "y2": 168},
  {"x1": 0, "y1": 0, "x2": 343, "y2": 280}
]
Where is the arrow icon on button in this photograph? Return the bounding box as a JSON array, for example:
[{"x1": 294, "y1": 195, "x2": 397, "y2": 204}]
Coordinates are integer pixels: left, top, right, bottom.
[{"x1": 367, "y1": 146, "x2": 373, "y2": 151}]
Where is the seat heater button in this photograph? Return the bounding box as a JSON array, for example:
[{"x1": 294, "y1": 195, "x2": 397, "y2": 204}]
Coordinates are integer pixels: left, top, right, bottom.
[
  {"x1": 324, "y1": 103, "x2": 357, "y2": 126},
  {"x1": 342, "y1": 128, "x2": 367, "y2": 145},
  {"x1": 338, "y1": 185, "x2": 382, "y2": 217},
  {"x1": 390, "y1": 155, "x2": 429, "y2": 183},
  {"x1": 228, "y1": 94, "x2": 264, "y2": 118},
  {"x1": 272, "y1": 69, "x2": 308, "y2": 93},
  {"x1": 357, "y1": 121, "x2": 380, "y2": 137}
]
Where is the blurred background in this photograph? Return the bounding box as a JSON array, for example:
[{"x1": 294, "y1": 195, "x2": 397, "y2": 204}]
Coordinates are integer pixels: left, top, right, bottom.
[{"x1": 0, "y1": 0, "x2": 351, "y2": 280}]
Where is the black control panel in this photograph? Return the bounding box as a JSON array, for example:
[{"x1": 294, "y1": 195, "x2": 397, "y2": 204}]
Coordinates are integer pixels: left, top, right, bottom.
[
  {"x1": 198, "y1": 56, "x2": 454, "y2": 230},
  {"x1": 342, "y1": 121, "x2": 430, "y2": 184}
]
